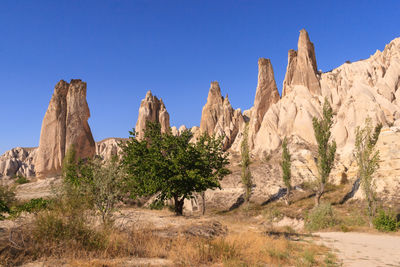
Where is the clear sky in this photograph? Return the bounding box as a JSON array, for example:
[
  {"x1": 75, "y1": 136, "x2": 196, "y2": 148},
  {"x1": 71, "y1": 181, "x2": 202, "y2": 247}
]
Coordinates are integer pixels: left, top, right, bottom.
[{"x1": 1, "y1": 0, "x2": 399, "y2": 155}]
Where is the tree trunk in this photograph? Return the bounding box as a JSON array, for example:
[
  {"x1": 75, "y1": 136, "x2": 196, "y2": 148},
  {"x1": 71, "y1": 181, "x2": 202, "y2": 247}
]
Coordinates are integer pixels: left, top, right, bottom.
[
  {"x1": 201, "y1": 191, "x2": 206, "y2": 216},
  {"x1": 174, "y1": 195, "x2": 184, "y2": 216},
  {"x1": 315, "y1": 183, "x2": 324, "y2": 207},
  {"x1": 285, "y1": 187, "x2": 291, "y2": 206}
]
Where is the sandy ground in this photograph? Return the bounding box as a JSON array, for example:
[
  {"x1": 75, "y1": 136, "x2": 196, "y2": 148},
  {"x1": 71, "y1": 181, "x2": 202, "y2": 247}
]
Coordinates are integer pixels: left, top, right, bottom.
[{"x1": 317, "y1": 232, "x2": 400, "y2": 267}]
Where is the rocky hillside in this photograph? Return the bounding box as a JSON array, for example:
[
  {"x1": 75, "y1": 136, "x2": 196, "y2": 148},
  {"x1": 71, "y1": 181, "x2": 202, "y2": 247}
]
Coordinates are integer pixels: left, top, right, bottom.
[{"x1": 1, "y1": 29, "x2": 399, "y2": 207}]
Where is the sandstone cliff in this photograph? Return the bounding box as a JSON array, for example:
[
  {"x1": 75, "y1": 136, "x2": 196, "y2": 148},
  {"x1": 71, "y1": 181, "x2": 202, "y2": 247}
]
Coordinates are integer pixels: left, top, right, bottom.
[
  {"x1": 135, "y1": 91, "x2": 170, "y2": 139},
  {"x1": 35, "y1": 80, "x2": 95, "y2": 178}
]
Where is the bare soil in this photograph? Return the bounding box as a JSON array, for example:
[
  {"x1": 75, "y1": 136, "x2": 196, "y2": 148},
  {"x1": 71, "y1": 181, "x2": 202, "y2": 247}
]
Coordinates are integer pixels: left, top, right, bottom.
[{"x1": 317, "y1": 232, "x2": 400, "y2": 267}]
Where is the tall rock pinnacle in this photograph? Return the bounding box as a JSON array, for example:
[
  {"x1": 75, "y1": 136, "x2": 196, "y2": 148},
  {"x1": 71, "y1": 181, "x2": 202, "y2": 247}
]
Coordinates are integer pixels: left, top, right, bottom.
[
  {"x1": 35, "y1": 80, "x2": 95, "y2": 177},
  {"x1": 135, "y1": 90, "x2": 170, "y2": 139},
  {"x1": 249, "y1": 58, "x2": 280, "y2": 146},
  {"x1": 200, "y1": 81, "x2": 244, "y2": 149},
  {"x1": 282, "y1": 29, "x2": 321, "y2": 97}
]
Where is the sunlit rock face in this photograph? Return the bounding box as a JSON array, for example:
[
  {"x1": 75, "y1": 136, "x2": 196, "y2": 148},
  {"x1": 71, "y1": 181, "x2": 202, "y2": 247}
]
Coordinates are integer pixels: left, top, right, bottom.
[
  {"x1": 35, "y1": 79, "x2": 95, "y2": 178},
  {"x1": 282, "y1": 29, "x2": 321, "y2": 97},
  {"x1": 199, "y1": 81, "x2": 244, "y2": 149},
  {"x1": 135, "y1": 90, "x2": 170, "y2": 140},
  {"x1": 0, "y1": 147, "x2": 36, "y2": 179}
]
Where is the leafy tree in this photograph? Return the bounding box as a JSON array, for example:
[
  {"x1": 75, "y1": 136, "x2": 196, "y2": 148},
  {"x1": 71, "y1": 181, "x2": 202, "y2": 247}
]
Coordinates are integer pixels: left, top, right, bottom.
[
  {"x1": 62, "y1": 146, "x2": 126, "y2": 224},
  {"x1": 240, "y1": 123, "x2": 252, "y2": 203},
  {"x1": 196, "y1": 133, "x2": 231, "y2": 215},
  {"x1": 312, "y1": 99, "x2": 336, "y2": 206},
  {"x1": 82, "y1": 156, "x2": 126, "y2": 225},
  {"x1": 120, "y1": 122, "x2": 230, "y2": 215},
  {"x1": 354, "y1": 118, "x2": 382, "y2": 227},
  {"x1": 281, "y1": 137, "x2": 292, "y2": 205},
  {"x1": 62, "y1": 144, "x2": 79, "y2": 187}
]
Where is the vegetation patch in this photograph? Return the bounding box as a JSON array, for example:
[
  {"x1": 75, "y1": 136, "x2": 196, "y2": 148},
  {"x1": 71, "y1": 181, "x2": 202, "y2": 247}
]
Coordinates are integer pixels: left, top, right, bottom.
[{"x1": 305, "y1": 203, "x2": 338, "y2": 231}]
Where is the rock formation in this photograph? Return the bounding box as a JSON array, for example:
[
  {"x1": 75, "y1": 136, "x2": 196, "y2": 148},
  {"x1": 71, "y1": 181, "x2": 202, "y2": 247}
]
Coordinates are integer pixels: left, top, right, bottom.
[
  {"x1": 0, "y1": 147, "x2": 36, "y2": 179},
  {"x1": 199, "y1": 82, "x2": 244, "y2": 149},
  {"x1": 96, "y1": 138, "x2": 127, "y2": 160},
  {"x1": 248, "y1": 58, "x2": 280, "y2": 148},
  {"x1": 35, "y1": 80, "x2": 95, "y2": 178},
  {"x1": 282, "y1": 29, "x2": 321, "y2": 97},
  {"x1": 65, "y1": 80, "x2": 96, "y2": 161},
  {"x1": 135, "y1": 91, "x2": 170, "y2": 139}
]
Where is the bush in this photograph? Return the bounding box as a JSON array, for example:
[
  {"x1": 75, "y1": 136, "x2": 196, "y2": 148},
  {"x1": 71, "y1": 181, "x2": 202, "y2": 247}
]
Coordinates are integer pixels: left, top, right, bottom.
[
  {"x1": 0, "y1": 185, "x2": 16, "y2": 219},
  {"x1": 33, "y1": 210, "x2": 107, "y2": 251},
  {"x1": 16, "y1": 198, "x2": 51, "y2": 213},
  {"x1": 373, "y1": 209, "x2": 399, "y2": 232},
  {"x1": 15, "y1": 175, "x2": 29, "y2": 184},
  {"x1": 305, "y1": 203, "x2": 337, "y2": 231}
]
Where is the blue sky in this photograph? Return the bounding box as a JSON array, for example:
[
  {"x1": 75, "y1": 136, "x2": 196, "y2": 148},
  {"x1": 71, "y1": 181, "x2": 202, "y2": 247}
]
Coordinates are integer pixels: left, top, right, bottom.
[{"x1": 1, "y1": 0, "x2": 399, "y2": 154}]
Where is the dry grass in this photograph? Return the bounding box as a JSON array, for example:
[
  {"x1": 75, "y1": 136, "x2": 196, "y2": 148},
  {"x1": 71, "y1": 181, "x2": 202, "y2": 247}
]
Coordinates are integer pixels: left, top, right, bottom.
[{"x1": 0, "y1": 208, "x2": 337, "y2": 266}]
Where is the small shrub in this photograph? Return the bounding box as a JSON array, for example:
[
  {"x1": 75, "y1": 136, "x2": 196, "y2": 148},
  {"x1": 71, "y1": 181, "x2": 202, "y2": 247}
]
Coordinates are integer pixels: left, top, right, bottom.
[
  {"x1": 17, "y1": 198, "x2": 51, "y2": 213},
  {"x1": 305, "y1": 203, "x2": 337, "y2": 231},
  {"x1": 15, "y1": 175, "x2": 29, "y2": 184},
  {"x1": 33, "y1": 210, "x2": 107, "y2": 251},
  {"x1": 0, "y1": 185, "x2": 16, "y2": 219},
  {"x1": 373, "y1": 209, "x2": 399, "y2": 232}
]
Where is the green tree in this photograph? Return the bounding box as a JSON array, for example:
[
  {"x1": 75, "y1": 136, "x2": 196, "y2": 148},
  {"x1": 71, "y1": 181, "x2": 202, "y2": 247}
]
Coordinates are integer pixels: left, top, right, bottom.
[
  {"x1": 281, "y1": 137, "x2": 292, "y2": 205},
  {"x1": 240, "y1": 123, "x2": 252, "y2": 203},
  {"x1": 354, "y1": 118, "x2": 382, "y2": 227},
  {"x1": 196, "y1": 133, "x2": 231, "y2": 215},
  {"x1": 312, "y1": 99, "x2": 336, "y2": 206},
  {"x1": 120, "y1": 122, "x2": 230, "y2": 215},
  {"x1": 62, "y1": 144, "x2": 79, "y2": 187},
  {"x1": 82, "y1": 156, "x2": 126, "y2": 224}
]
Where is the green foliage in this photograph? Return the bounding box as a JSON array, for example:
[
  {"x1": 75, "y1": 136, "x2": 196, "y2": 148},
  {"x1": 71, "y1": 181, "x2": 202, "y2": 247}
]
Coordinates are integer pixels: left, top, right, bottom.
[
  {"x1": 16, "y1": 198, "x2": 51, "y2": 213},
  {"x1": 312, "y1": 99, "x2": 336, "y2": 206},
  {"x1": 305, "y1": 203, "x2": 337, "y2": 231},
  {"x1": 373, "y1": 209, "x2": 399, "y2": 232},
  {"x1": 82, "y1": 156, "x2": 126, "y2": 224},
  {"x1": 62, "y1": 144, "x2": 80, "y2": 187},
  {"x1": 15, "y1": 175, "x2": 29, "y2": 184},
  {"x1": 281, "y1": 137, "x2": 291, "y2": 205},
  {"x1": 240, "y1": 123, "x2": 252, "y2": 203},
  {"x1": 0, "y1": 185, "x2": 16, "y2": 219},
  {"x1": 120, "y1": 122, "x2": 230, "y2": 215},
  {"x1": 354, "y1": 118, "x2": 382, "y2": 226},
  {"x1": 62, "y1": 144, "x2": 126, "y2": 224}
]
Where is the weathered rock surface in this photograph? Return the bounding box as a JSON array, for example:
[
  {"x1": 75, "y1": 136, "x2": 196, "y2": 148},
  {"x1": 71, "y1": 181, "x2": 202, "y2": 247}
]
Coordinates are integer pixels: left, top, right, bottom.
[
  {"x1": 34, "y1": 80, "x2": 69, "y2": 178},
  {"x1": 135, "y1": 91, "x2": 170, "y2": 139},
  {"x1": 0, "y1": 147, "x2": 36, "y2": 179},
  {"x1": 282, "y1": 29, "x2": 321, "y2": 97},
  {"x1": 96, "y1": 137, "x2": 127, "y2": 160},
  {"x1": 199, "y1": 82, "x2": 244, "y2": 149},
  {"x1": 35, "y1": 80, "x2": 95, "y2": 178},
  {"x1": 248, "y1": 58, "x2": 280, "y2": 148},
  {"x1": 65, "y1": 80, "x2": 96, "y2": 161}
]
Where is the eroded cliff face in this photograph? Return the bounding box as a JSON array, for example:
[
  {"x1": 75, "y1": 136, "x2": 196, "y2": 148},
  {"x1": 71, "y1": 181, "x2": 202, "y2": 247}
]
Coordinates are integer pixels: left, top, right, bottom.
[
  {"x1": 35, "y1": 80, "x2": 95, "y2": 178},
  {"x1": 135, "y1": 90, "x2": 170, "y2": 140},
  {"x1": 199, "y1": 82, "x2": 244, "y2": 149}
]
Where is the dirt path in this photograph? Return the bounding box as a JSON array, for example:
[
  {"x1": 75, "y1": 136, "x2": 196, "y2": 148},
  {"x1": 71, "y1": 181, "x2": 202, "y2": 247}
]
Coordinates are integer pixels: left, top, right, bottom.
[{"x1": 317, "y1": 232, "x2": 400, "y2": 267}]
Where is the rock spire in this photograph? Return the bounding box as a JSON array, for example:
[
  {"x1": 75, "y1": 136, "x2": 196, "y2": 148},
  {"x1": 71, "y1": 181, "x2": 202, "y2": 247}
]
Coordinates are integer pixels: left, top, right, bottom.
[
  {"x1": 135, "y1": 90, "x2": 170, "y2": 139},
  {"x1": 35, "y1": 79, "x2": 95, "y2": 177},
  {"x1": 199, "y1": 81, "x2": 244, "y2": 149},
  {"x1": 282, "y1": 29, "x2": 321, "y2": 97}
]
